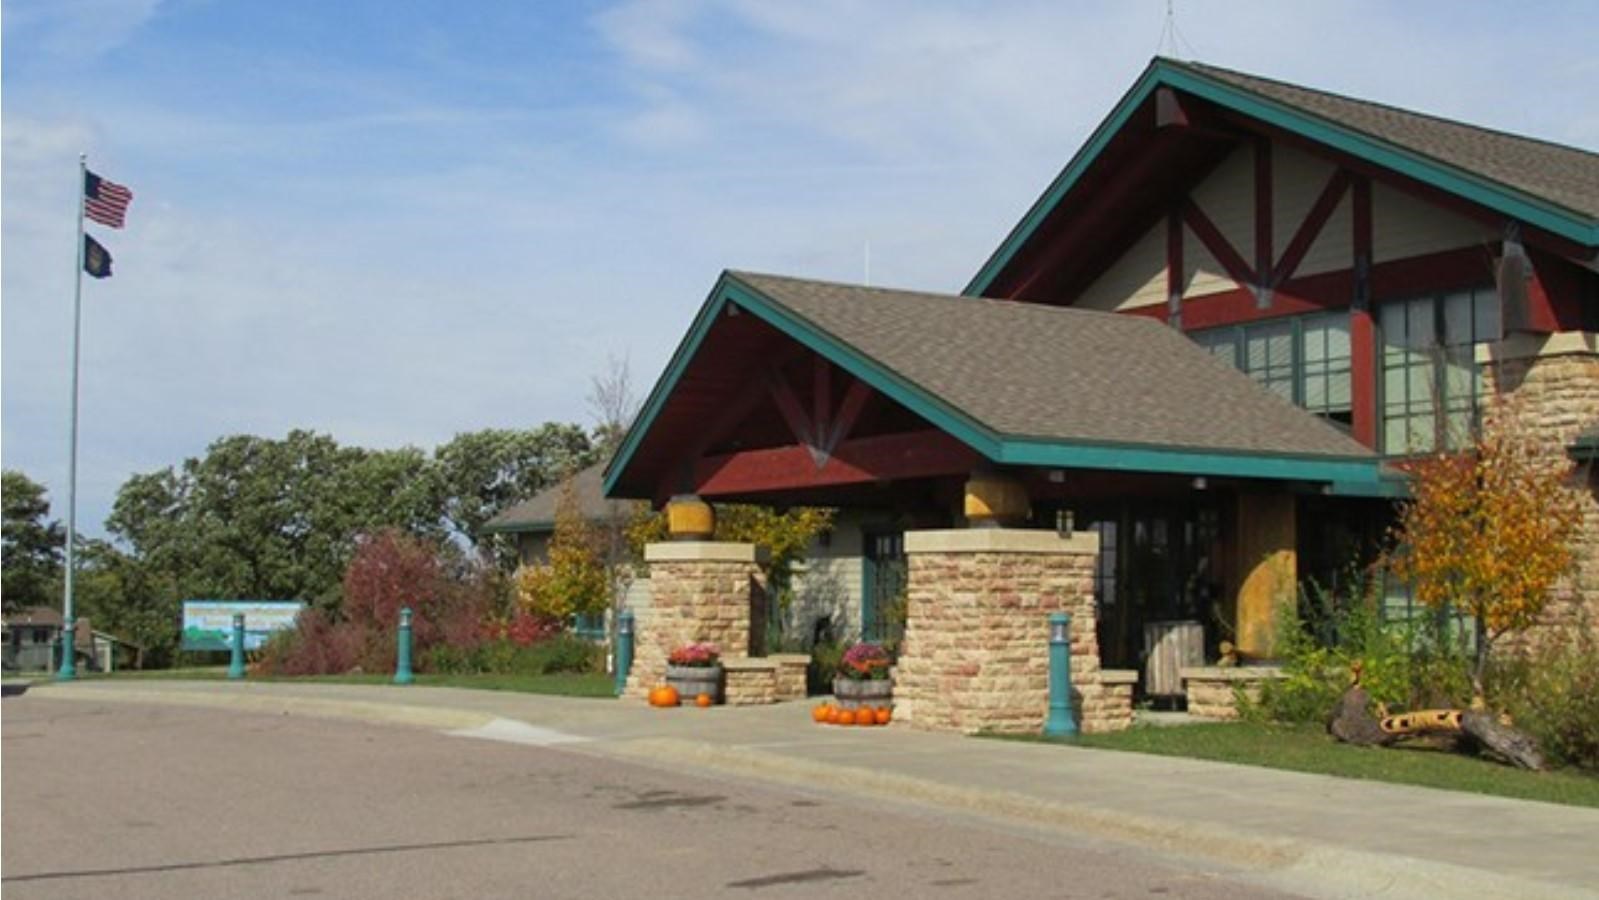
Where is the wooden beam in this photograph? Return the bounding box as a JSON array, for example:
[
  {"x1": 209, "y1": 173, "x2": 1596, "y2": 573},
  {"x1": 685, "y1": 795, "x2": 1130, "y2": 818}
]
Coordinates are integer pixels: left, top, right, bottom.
[
  {"x1": 767, "y1": 369, "x2": 816, "y2": 450},
  {"x1": 1167, "y1": 207, "x2": 1184, "y2": 329},
  {"x1": 693, "y1": 429, "x2": 979, "y2": 497},
  {"x1": 1155, "y1": 86, "x2": 1189, "y2": 128},
  {"x1": 1273, "y1": 169, "x2": 1351, "y2": 287},
  {"x1": 820, "y1": 378, "x2": 874, "y2": 462},
  {"x1": 1183, "y1": 199, "x2": 1256, "y2": 291},
  {"x1": 1350, "y1": 175, "x2": 1377, "y2": 448},
  {"x1": 1254, "y1": 137, "x2": 1273, "y2": 308},
  {"x1": 812, "y1": 356, "x2": 831, "y2": 451}
]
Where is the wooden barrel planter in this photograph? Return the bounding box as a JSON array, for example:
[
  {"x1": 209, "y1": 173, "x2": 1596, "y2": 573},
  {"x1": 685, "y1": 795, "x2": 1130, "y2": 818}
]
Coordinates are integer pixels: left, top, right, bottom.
[
  {"x1": 833, "y1": 677, "x2": 892, "y2": 711},
  {"x1": 666, "y1": 665, "x2": 723, "y2": 704}
]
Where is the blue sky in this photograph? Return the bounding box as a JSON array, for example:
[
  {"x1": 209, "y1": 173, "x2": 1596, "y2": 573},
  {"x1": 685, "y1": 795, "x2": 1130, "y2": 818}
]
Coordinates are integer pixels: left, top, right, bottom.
[{"x1": 4, "y1": 0, "x2": 1597, "y2": 538}]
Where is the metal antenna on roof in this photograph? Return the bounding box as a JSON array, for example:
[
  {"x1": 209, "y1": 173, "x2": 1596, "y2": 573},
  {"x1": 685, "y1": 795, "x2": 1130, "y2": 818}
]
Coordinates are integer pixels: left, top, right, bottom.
[{"x1": 1157, "y1": 0, "x2": 1200, "y2": 60}]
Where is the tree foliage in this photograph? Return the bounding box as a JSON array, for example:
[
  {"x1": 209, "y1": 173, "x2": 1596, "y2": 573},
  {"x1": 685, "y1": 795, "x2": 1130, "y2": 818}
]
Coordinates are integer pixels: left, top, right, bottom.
[
  {"x1": 106, "y1": 431, "x2": 444, "y2": 609},
  {"x1": 516, "y1": 478, "x2": 610, "y2": 622},
  {"x1": 2, "y1": 470, "x2": 65, "y2": 613},
  {"x1": 1389, "y1": 399, "x2": 1582, "y2": 693},
  {"x1": 434, "y1": 425, "x2": 594, "y2": 559},
  {"x1": 627, "y1": 502, "x2": 835, "y2": 594}
]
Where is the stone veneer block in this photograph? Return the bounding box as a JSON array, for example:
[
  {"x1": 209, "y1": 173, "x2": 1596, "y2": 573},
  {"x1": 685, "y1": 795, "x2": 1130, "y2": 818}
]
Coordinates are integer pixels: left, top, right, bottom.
[
  {"x1": 896, "y1": 528, "x2": 1125, "y2": 734},
  {"x1": 1481, "y1": 338, "x2": 1599, "y2": 650},
  {"x1": 1097, "y1": 669, "x2": 1138, "y2": 733},
  {"x1": 1180, "y1": 666, "x2": 1285, "y2": 720},
  {"x1": 722, "y1": 657, "x2": 779, "y2": 706},
  {"x1": 768, "y1": 653, "x2": 811, "y2": 702},
  {"x1": 627, "y1": 542, "x2": 766, "y2": 700}
]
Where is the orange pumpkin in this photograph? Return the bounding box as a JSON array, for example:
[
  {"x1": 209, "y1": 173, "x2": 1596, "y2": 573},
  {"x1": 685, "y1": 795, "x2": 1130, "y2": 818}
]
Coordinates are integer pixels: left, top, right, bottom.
[
  {"x1": 837, "y1": 709, "x2": 857, "y2": 726},
  {"x1": 811, "y1": 704, "x2": 831, "y2": 723},
  {"x1": 648, "y1": 685, "x2": 680, "y2": 708},
  {"x1": 855, "y1": 709, "x2": 874, "y2": 727},
  {"x1": 874, "y1": 706, "x2": 893, "y2": 725},
  {"x1": 825, "y1": 706, "x2": 842, "y2": 724},
  {"x1": 695, "y1": 693, "x2": 713, "y2": 708}
]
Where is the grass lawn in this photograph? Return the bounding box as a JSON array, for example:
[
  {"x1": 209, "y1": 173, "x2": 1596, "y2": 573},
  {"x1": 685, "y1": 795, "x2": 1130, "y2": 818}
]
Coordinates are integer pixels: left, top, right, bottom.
[
  {"x1": 1041, "y1": 720, "x2": 1599, "y2": 808},
  {"x1": 13, "y1": 667, "x2": 616, "y2": 698}
]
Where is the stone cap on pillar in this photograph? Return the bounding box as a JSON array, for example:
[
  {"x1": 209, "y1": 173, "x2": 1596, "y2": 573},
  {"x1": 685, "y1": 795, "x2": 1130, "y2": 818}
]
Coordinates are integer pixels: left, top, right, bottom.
[
  {"x1": 904, "y1": 528, "x2": 1099, "y2": 555},
  {"x1": 644, "y1": 541, "x2": 770, "y2": 564}
]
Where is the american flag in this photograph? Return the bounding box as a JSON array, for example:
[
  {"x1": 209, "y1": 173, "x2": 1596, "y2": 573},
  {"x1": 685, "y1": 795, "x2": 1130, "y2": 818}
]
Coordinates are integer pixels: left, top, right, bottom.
[{"x1": 84, "y1": 171, "x2": 133, "y2": 229}]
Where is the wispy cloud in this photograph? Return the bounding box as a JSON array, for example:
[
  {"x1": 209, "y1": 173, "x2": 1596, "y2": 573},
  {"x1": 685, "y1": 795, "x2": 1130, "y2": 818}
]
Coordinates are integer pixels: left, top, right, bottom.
[{"x1": 3, "y1": 1, "x2": 1596, "y2": 537}]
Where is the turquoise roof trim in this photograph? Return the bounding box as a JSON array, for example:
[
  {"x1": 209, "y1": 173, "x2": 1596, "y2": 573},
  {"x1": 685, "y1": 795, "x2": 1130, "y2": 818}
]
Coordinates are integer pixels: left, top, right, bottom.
[
  {"x1": 965, "y1": 59, "x2": 1599, "y2": 297},
  {"x1": 603, "y1": 272, "x2": 1383, "y2": 497}
]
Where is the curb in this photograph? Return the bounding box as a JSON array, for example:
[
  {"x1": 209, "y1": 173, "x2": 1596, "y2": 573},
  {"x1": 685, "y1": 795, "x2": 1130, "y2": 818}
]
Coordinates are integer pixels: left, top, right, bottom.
[{"x1": 587, "y1": 737, "x2": 1595, "y2": 900}]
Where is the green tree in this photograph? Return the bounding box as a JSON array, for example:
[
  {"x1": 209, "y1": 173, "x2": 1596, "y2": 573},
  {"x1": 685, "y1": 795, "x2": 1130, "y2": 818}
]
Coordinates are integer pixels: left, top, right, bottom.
[
  {"x1": 106, "y1": 431, "x2": 444, "y2": 609},
  {"x1": 74, "y1": 539, "x2": 182, "y2": 667},
  {"x1": 2, "y1": 470, "x2": 65, "y2": 613},
  {"x1": 435, "y1": 425, "x2": 594, "y2": 559}
]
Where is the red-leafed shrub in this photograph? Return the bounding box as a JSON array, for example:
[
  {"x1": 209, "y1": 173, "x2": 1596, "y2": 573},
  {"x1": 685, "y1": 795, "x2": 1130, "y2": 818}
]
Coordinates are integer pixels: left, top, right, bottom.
[{"x1": 258, "y1": 529, "x2": 500, "y2": 676}]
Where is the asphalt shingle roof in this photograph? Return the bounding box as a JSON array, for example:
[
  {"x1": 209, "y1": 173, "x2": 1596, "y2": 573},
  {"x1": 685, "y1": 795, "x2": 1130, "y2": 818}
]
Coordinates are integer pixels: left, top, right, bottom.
[
  {"x1": 730, "y1": 271, "x2": 1374, "y2": 461},
  {"x1": 1174, "y1": 60, "x2": 1599, "y2": 223},
  {"x1": 482, "y1": 463, "x2": 634, "y2": 533}
]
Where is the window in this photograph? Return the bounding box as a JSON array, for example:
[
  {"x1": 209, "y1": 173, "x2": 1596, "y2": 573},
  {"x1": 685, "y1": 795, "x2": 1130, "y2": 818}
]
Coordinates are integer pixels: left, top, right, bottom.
[
  {"x1": 1190, "y1": 311, "x2": 1352, "y2": 428},
  {"x1": 1379, "y1": 287, "x2": 1499, "y2": 455}
]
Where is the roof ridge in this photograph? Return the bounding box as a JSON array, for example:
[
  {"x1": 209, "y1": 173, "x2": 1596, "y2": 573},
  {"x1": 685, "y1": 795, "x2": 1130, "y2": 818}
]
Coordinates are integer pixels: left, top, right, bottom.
[
  {"x1": 1166, "y1": 57, "x2": 1599, "y2": 161},
  {"x1": 727, "y1": 270, "x2": 1156, "y2": 325}
]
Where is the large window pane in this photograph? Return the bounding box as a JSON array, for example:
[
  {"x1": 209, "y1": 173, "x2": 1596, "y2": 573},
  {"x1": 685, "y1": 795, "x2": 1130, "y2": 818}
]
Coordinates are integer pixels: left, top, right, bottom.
[{"x1": 1379, "y1": 287, "x2": 1496, "y2": 455}]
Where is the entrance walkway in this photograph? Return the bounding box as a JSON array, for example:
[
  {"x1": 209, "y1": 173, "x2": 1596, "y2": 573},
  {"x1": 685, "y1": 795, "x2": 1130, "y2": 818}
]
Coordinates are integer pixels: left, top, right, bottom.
[{"x1": 25, "y1": 680, "x2": 1599, "y2": 900}]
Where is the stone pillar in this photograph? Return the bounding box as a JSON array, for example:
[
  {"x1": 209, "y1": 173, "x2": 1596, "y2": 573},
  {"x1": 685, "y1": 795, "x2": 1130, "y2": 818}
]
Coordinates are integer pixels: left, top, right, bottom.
[
  {"x1": 1482, "y1": 335, "x2": 1599, "y2": 645},
  {"x1": 896, "y1": 528, "x2": 1117, "y2": 734},
  {"x1": 625, "y1": 542, "x2": 765, "y2": 700},
  {"x1": 1234, "y1": 492, "x2": 1296, "y2": 660}
]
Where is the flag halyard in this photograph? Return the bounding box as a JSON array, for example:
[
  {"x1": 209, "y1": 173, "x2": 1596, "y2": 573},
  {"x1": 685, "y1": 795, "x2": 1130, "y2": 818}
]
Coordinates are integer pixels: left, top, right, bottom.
[{"x1": 84, "y1": 171, "x2": 133, "y2": 229}]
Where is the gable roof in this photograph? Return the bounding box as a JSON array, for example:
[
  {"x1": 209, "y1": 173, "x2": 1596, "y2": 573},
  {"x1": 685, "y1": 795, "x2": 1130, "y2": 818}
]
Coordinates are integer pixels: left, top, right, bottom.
[
  {"x1": 481, "y1": 463, "x2": 633, "y2": 534},
  {"x1": 967, "y1": 57, "x2": 1599, "y2": 297},
  {"x1": 604, "y1": 270, "x2": 1380, "y2": 498},
  {"x1": 1184, "y1": 61, "x2": 1599, "y2": 222}
]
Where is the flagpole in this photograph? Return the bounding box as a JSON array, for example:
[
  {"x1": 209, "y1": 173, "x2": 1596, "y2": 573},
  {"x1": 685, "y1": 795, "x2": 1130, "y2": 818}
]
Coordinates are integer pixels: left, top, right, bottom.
[{"x1": 60, "y1": 153, "x2": 86, "y2": 681}]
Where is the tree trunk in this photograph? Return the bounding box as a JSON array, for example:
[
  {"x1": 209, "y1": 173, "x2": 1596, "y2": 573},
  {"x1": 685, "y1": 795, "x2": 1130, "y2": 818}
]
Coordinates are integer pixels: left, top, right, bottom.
[
  {"x1": 1328, "y1": 684, "x2": 1393, "y2": 747},
  {"x1": 1461, "y1": 710, "x2": 1546, "y2": 771}
]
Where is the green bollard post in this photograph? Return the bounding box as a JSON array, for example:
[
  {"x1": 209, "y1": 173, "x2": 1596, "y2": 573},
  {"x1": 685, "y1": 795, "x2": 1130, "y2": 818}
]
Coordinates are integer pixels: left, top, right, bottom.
[
  {"x1": 614, "y1": 611, "x2": 634, "y2": 697},
  {"x1": 1044, "y1": 612, "x2": 1078, "y2": 738},
  {"x1": 228, "y1": 613, "x2": 246, "y2": 680},
  {"x1": 394, "y1": 607, "x2": 414, "y2": 685},
  {"x1": 57, "y1": 617, "x2": 77, "y2": 681}
]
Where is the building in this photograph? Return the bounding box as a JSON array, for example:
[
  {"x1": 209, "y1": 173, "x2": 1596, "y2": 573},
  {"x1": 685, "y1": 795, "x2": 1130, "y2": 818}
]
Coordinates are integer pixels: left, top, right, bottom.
[
  {"x1": 482, "y1": 462, "x2": 895, "y2": 646},
  {"x1": 604, "y1": 59, "x2": 1597, "y2": 730},
  {"x1": 3, "y1": 607, "x2": 141, "y2": 673}
]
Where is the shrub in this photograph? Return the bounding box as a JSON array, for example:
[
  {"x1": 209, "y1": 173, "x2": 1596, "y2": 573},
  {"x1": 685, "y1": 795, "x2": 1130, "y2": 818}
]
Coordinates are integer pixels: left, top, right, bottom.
[
  {"x1": 808, "y1": 639, "x2": 847, "y2": 694},
  {"x1": 1245, "y1": 578, "x2": 1471, "y2": 724},
  {"x1": 838, "y1": 642, "x2": 892, "y2": 680},
  {"x1": 1488, "y1": 632, "x2": 1599, "y2": 770},
  {"x1": 424, "y1": 633, "x2": 602, "y2": 677},
  {"x1": 258, "y1": 530, "x2": 496, "y2": 676}
]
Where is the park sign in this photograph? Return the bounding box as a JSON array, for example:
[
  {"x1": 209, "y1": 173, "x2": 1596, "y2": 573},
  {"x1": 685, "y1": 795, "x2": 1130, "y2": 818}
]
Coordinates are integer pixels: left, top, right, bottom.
[{"x1": 181, "y1": 601, "x2": 305, "y2": 652}]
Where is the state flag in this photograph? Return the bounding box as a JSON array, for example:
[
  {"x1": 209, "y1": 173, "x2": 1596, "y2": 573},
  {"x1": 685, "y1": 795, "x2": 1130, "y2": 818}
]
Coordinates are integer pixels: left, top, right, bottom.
[{"x1": 84, "y1": 234, "x2": 113, "y2": 279}]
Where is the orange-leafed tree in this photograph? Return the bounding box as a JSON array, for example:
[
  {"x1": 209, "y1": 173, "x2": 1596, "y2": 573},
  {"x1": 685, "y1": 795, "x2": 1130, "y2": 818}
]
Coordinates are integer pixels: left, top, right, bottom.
[
  {"x1": 1389, "y1": 399, "x2": 1582, "y2": 698},
  {"x1": 516, "y1": 477, "x2": 609, "y2": 625}
]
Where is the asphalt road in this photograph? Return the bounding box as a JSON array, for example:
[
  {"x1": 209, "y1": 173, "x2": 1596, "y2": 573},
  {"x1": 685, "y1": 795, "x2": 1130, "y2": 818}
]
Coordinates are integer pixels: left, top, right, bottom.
[{"x1": 1, "y1": 694, "x2": 1297, "y2": 899}]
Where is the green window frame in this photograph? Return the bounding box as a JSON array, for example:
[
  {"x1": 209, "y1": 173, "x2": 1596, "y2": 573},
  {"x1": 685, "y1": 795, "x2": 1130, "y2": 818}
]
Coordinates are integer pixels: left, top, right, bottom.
[
  {"x1": 1190, "y1": 310, "x2": 1353, "y2": 429},
  {"x1": 1378, "y1": 286, "x2": 1499, "y2": 455}
]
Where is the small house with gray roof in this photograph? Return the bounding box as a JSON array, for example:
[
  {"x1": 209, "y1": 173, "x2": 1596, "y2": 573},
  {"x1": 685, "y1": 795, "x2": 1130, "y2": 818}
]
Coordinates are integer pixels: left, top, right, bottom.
[{"x1": 598, "y1": 59, "x2": 1597, "y2": 730}]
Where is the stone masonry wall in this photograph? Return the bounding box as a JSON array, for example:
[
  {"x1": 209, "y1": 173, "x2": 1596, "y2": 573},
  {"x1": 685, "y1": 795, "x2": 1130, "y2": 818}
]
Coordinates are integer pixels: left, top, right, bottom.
[
  {"x1": 896, "y1": 530, "x2": 1125, "y2": 734},
  {"x1": 625, "y1": 543, "x2": 764, "y2": 701},
  {"x1": 1485, "y1": 344, "x2": 1599, "y2": 647}
]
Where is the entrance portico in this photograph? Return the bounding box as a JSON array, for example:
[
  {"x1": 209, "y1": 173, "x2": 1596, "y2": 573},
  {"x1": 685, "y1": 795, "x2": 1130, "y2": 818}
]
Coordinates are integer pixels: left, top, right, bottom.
[{"x1": 605, "y1": 271, "x2": 1386, "y2": 731}]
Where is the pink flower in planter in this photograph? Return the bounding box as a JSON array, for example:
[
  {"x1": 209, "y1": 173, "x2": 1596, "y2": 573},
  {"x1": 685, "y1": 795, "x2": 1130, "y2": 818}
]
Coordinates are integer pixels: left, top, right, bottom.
[
  {"x1": 668, "y1": 642, "x2": 721, "y2": 667},
  {"x1": 839, "y1": 642, "x2": 893, "y2": 680}
]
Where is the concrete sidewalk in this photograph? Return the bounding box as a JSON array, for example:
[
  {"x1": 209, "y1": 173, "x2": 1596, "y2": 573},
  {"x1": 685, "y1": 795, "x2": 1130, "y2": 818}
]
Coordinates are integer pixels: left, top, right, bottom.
[{"x1": 24, "y1": 679, "x2": 1599, "y2": 899}]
